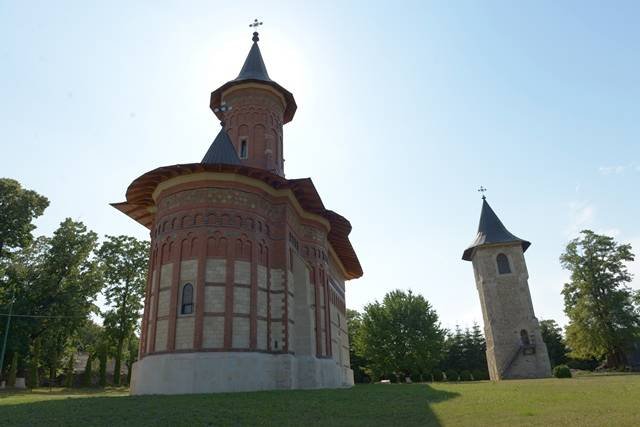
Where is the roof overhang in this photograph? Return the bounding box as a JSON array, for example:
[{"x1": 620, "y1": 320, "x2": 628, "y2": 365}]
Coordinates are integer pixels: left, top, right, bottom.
[
  {"x1": 112, "y1": 163, "x2": 362, "y2": 279},
  {"x1": 210, "y1": 79, "x2": 297, "y2": 124}
]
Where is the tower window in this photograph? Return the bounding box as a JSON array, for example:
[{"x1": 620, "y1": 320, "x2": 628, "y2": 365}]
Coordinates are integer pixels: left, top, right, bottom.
[
  {"x1": 496, "y1": 253, "x2": 511, "y2": 274},
  {"x1": 239, "y1": 138, "x2": 248, "y2": 159},
  {"x1": 181, "y1": 283, "x2": 194, "y2": 315},
  {"x1": 520, "y1": 329, "x2": 531, "y2": 346}
]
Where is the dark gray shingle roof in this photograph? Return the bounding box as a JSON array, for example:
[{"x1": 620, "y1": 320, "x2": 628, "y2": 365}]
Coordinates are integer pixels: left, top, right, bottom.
[
  {"x1": 202, "y1": 128, "x2": 241, "y2": 166},
  {"x1": 462, "y1": 199, "x2": 530, "y2": 261},
  {"x1": 235, "y1": 34, "x2": 271, "y2": 82}
]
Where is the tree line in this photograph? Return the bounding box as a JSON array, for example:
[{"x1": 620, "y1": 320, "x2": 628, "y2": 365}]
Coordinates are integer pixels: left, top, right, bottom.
[
  {"x1": 0, "y1": 178, "x2": 149, "y2": 387},
  {"x1": 2, "y1": 177, "x2": 639, "y2": 387}
]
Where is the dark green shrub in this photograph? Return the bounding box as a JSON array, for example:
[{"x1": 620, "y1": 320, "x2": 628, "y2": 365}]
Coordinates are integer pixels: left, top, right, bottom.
[
  {"x1": 410, "y1": 373, "x2": 422, "y2": 383},
  {"x1": 445, "y1": 369, "x2": 459, "y2": 382},
  {"x1": 553, "y1": 365, "x2": 572, "y2": 378},
  {"x1": 7, "y1": 353, "x2": 18, "y2": 387},
  {"x1": 99, "y1": 351, "x2": 107, "y2": 387},
  {"x1": 432, "y1": 370, "x2": 444, "y2": 382},
  {"x1": 83, "y1": 355, "x2": 93, "y2": 387},
  {"x1": 471, "y1": 369, "x2": 489, "y2": 381},
  {"x1": 459, "y1": 370, "x2": 472, "y2": 381}
]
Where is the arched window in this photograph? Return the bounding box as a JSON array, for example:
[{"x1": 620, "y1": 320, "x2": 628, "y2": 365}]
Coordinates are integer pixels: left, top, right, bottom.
[
  {"x1": 181, "y1": 283, "x2": 194, "y2": 315},
  {"x1": 520, "y1": 329, "x2": 531, "y2": 346},
  {"x1": 497, "y1": 253, "x2": 511, "y2": 274}
]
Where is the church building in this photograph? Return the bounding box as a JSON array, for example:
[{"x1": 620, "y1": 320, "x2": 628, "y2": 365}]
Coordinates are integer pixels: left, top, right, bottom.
[
  {"x1": 462, "y1": 196, "x2": 551, "y2": 380},
  {"x1": 113, "y1": 30, "x2": 363, "y2": 394}
]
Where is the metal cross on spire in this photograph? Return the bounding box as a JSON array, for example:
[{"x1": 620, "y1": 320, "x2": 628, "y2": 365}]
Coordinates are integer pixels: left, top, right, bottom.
[
  {"x1": 249, "y1": 18, "x2": 263, "y2": 42},
  {"x1": 213, "y1": 102, "x2": 232, "y2": 126},
  {"x1": 478, "y1": 186, "x2": 487, "y2": 200},
  {"x1": 249, "y1": 18, "x2": 263, "y2": 29}
]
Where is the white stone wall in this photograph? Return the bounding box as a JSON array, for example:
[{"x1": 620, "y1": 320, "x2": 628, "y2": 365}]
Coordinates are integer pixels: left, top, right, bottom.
[
  {"x1": 131, "y1": 352, "x2": 354, "y2": 395},
  {"x1": 160, "y1": 263, "x2": 173, "y2": 289},
  {"x1": 175, "y1": 317, "x2": 195, "y2": 350},
  {"x1": 204, "y1": 286, "x2": 225, "y2": 312},
  {"x1": 233, "y1": 287, "x2": 251, "y2": 314},
  {"x1": 257, "y1": 320, "x2": 268, "y2": 350},
  {"x1": 232, "y1": 317, "x2": 250, "y2": 348},
  {"x1": 180, "y1": 259, "x2": 197, "y2": 282},
  {"x1": 202, "y1": 317, "x2": 224, "y2": 348},
  {"x1": 235, "y1": 260, "x2": 251, "y2": 285},
  {"x1": 206, "y1": 259, "x2": 226, "y2": 282},
  {"x1": 155, "y1": 319, "x2": 168, "y2": 351},
  {"x1": 157, "y1": 290, "x2": 170, "y2": 318}
]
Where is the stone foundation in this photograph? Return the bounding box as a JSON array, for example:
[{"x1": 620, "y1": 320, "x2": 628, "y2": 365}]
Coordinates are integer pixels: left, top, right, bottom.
[{"x1": 130, "y1": 352, "x2": 353, "y2": 395}]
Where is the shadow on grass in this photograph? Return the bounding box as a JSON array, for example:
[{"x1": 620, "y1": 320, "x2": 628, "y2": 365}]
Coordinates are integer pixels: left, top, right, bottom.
[{"x1": 0, "y1": 384, "x2": 459, "y2": 426}]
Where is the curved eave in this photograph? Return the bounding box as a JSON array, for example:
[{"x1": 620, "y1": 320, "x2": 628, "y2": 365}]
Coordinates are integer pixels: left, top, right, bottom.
[
  {"x1": 210, "y1": 79, "x2": 297, "y2": 124},
  {"x1": 462, "y1": 238, "x2": 531, "y2": 261},
  {"x1": 112, "y1": 163, "x2": 362, "y2": 279}
]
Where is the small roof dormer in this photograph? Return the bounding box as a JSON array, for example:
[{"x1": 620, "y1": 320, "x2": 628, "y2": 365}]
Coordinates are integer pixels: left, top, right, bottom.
[{"x1": 201, "y1": 127, "x2": 241, "y2": 166}]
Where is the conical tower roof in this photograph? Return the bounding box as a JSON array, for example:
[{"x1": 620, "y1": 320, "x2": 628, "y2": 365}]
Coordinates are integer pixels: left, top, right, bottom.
[
  {"x1": 235, "y1": 33, "x2": 271, "y2": 81},
  {"x1": 462, "y1": 198, "x2": 530, "y2": 261},
  {"x1": 210, "y1": 32, "x2": 297, "y2": 123},
  {"x1": 202, "y1": 127, "x2": 241, "y2": 166}
]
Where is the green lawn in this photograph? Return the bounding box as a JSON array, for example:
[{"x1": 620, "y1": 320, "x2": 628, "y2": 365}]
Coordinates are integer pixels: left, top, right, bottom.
[{"x1": 1, "y1": 374, "x2": 639, "y2": 426}]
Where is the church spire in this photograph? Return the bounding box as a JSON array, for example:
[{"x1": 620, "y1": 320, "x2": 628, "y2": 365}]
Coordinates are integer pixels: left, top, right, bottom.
[
  {"x1": 235, "y1": 32, "x2": 271, "y2": 82},
  {"x1": 462, "y1": 198, "x2": 531, "y2": 261}
]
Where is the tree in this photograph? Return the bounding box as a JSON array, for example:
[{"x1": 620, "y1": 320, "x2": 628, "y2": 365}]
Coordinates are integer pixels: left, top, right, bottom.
[
  {"x1": 76, "y1": 321, "x2": 103, "y2": 387},
  {"x1": 97, "y1": 235, "x2": 149, "y2": 386},
  {"x1": 1, "y1": 219, "x2": 102, "y2": 383},
  {"x1": 441, "y1": 323, "x2": 487, "y2": 375},
  {"x1": 125, "y1": 334, "x2": 139, "y2": 386},
  {"x1": 560, "y1": 230, "x2": 638, "y2": 369},
  {"x1": 539, "y1": 320, "x2": 569, "y2": 367},
  {"x1": 0, "y1": 178, "x2": 49, "y2": 260},
  {"x1": 441, "y1": 325, "x2": 465, "y2": 372},
  {"x1": 357, "y1": 290, "x2": 445, "y2": 380},
  {"x1": 346, "y1": 309, "x2": 369, "y2": 383},
  {"x1": 37, "y1": 219, "x2": 102, "y2": 383}
]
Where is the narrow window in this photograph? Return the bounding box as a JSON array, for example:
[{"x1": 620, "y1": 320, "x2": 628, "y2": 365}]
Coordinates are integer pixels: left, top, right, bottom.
[
  {"x1": 497, "y1": 253, "x2": 511, "y2": 274},
  {"x1": 181, "y1": 283, "x2": 194, "y2": 315},
  {"x1": 239, "y1": 139, "x2": 248, "y2": 159},
  {"x1": 520, "y1": 329, "x2": 531, "y2": 346}
]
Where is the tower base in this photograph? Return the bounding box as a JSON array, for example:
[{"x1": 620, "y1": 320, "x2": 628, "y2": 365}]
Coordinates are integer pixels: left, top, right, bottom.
[{"x1": 130, "y1": 352, "x2": 354, "y2": 395}]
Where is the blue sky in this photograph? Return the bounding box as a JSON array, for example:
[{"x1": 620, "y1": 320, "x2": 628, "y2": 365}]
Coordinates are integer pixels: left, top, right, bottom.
[{"x1": 1, "y1": 1, "x2": 638, "y2": 330}]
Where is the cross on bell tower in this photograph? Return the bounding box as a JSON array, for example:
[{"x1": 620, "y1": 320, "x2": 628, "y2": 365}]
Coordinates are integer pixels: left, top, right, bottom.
[{"x1": 478, "y1": 186, "x2": 487, "y2": 200}]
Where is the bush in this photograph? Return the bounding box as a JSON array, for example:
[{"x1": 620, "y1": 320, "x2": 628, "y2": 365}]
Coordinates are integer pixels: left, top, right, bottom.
[
  {"x1": 432, "y1": 370, "x2": 444, "y2": 382},
  {"x1": 445, "y1": 369, "x2": 459, "y2": 382},
  {"x1": 553, "y1": 365, "x2": 572, "y2": 378},
  {"x1": 471, "y1": 369, "x2": 489, "y2": 381},
  {"x1": 7, "y1": 353, "x2": 18, "y2": 387},
  {"x1": 459, "y1": 370, "x2": 472, "y2": 381},
  {"x1": 410, "y1": 373, "x2": 422, "y2": 383}
]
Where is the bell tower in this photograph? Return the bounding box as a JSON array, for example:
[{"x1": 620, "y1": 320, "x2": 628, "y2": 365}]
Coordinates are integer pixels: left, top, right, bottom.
[
  {"x1": 209, "y1": 30, "x2": 296, "y2": 177},
  {"x1": 462, "y1": 195, "x2": 551, "y2": 380}
]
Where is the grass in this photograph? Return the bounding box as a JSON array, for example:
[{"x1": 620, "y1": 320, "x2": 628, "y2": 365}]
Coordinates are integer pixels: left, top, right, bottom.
[{"x1": 1, "y1": 375, "x2": 639, "y2": 426}]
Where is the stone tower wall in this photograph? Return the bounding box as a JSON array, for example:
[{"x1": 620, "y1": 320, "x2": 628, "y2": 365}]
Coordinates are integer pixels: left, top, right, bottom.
[{"x1": 471, "y1": 243, "x2": 551, "y2": 380}]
